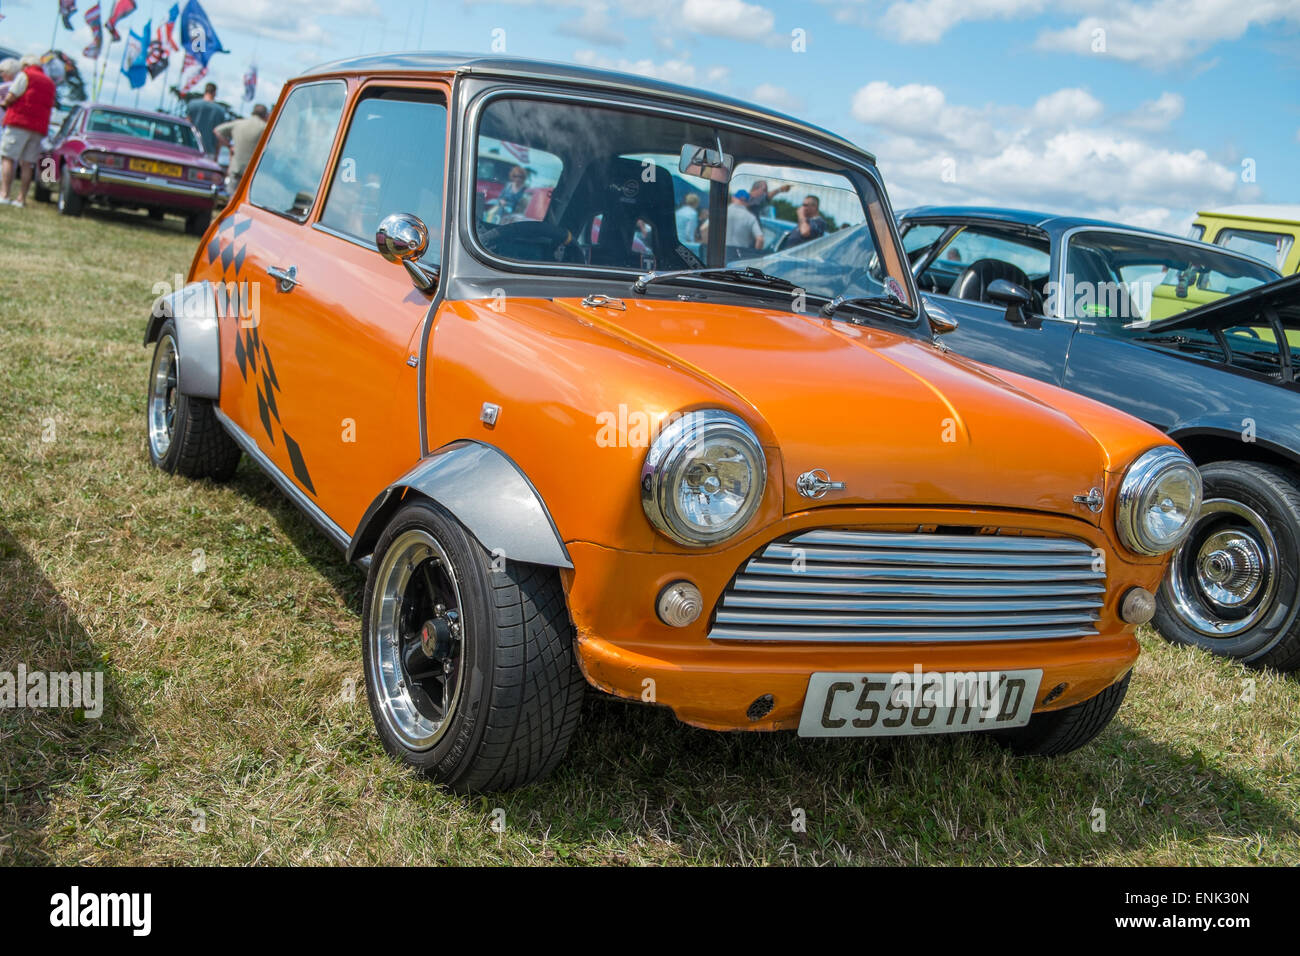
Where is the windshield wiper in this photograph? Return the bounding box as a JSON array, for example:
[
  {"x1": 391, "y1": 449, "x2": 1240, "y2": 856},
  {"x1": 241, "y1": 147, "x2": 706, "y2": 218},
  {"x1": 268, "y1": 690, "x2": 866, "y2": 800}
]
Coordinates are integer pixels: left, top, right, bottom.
[
  {"x1": 632, "y1": 266, "x2": 800, "y2": 295},
  {"x1": 819, "y1": 293, "x2": 916, "y2": 321}
]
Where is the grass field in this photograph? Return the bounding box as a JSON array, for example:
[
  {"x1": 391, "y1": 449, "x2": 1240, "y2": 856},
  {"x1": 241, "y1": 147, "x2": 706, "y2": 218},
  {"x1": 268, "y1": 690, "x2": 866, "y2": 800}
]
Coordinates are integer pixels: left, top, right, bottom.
[{"x1": 1, "y1": 199, "x2": 1297, "y2": 866}]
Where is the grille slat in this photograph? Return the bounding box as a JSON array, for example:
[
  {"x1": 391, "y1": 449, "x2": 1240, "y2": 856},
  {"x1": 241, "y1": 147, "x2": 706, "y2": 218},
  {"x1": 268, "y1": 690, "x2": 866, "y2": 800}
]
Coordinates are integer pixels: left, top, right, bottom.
[{"x1": 708, "y1": 529, "x2": 1105, "y2": 644}]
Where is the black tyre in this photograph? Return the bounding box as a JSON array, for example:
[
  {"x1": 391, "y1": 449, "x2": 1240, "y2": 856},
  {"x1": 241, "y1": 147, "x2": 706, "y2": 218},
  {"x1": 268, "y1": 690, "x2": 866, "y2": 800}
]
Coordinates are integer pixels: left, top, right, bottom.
[
  {"x1": 1155, "y1": 461, "x2": 1300, "y2": 671},
  {"x1": 33, "y1": 181, "x2": 51, "y2": 203},
  {"x1": 145, "y1": 319, "x2": 241, "y2": 480},
  {"x1": 148, "y1": 208, "x2": 165, "y2": 221},
  {"x1": 361, "y1": 499, "x2": 585, "y2": 792},
  {"x1": 185, "y1": 209, "x2": 211, "y2": 237},
  {"x1": 993, "y1": 672, "x2": 1130, "y2": 757},
  {"x1": 57, "y1": 166, "x2": 83, "y2": 217}
]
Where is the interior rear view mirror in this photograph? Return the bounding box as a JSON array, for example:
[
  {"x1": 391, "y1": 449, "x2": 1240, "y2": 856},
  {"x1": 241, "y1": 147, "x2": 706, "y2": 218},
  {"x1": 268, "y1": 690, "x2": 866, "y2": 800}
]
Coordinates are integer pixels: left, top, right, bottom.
[{"x1": 679, "y1": 143, "x2": 734, "y2": 183}]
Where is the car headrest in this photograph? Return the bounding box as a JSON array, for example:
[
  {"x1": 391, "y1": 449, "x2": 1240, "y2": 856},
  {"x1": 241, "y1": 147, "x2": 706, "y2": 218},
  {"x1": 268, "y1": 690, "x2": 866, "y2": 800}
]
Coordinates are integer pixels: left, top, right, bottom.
[{"x1": 949, "y1": 258, "x2": 1033, "y2": 303}]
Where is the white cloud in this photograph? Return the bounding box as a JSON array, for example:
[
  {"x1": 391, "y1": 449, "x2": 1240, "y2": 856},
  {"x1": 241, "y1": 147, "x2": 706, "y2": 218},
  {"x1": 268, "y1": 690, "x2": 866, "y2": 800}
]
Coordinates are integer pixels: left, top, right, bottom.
[
  {"x1": 852, "y1": 79, "x2": 1246, "y2": 232},
  {"x1": 1030, "y1": 87, "x2": 1104, "y2": 126},
  {"x1": 680, "y1": 0, "x2": 777, "y2": 41},
  {"x1": 1035, "y1": 0, "x2": 1300, "y2": 65},
  {"x1": 1122, "y1": 92, "x2": 1185, "y2": 130},
  {"x1": 555, "y1": 2, "x2": 628, "y2": 45},
  {"x1": 572, "y1": 48, "x2": 729, "y2": 86},
  {"x1": 879, "y1": 0, "x2": 1045, "y2": 43},
  {"x1": 752, "y1": 82, "x2": 803, "y2": 113}
]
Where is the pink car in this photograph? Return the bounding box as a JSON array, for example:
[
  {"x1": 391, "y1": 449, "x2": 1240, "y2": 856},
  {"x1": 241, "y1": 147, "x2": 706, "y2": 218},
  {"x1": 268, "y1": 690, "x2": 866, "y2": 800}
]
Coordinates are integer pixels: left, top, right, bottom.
[{"x1": 37, "y1": 102, "x2": 226, "y2": 235}]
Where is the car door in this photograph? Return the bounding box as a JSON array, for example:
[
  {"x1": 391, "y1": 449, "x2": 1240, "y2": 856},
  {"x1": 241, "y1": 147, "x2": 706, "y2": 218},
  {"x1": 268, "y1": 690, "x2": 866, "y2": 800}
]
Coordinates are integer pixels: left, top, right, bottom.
[
  {"x1": 910, "y1": 222, "x2": 1076, "y2": 385},
  {"x1": 232, "y1": 78, "x2": 450, "y2": 539}
]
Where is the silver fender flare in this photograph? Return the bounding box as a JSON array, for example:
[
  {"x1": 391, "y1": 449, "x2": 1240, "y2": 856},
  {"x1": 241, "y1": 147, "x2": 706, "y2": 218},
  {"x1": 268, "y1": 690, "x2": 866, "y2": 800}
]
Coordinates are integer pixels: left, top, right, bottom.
[
  {"x1": 143, "y1": 281, "x2": 221, "y2": 400},
  {"x1": 348, "y1": 441, "x2": 573, "y2": 569}
]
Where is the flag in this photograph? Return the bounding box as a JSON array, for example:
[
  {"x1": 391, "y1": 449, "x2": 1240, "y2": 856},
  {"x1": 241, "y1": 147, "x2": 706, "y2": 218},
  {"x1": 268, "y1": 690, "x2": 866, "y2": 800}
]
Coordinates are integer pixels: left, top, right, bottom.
[
  {"x1": 105, "y1": 0, "x2": 135, "y2": 41},
  {"x1": 119, "y1": 18, "x2": 149, "y2": 89},
  {"x1": 83, "y1": 3, "x2": 103, "y2": 58},
  {"x1": 242, "y1": 64, "x2": 257, "y2": 103},
  {"x1": 59, "y1": 0, "x2": 77, "y2": 30},
  {"x1": 179, "y1": 0, "x2": 226, "y2": 67},
  {"x1": 179, "y1": 53, "x2": 207, "y2": 93},
  {"x1": 163, "y1": 4, "x2": 180, "y2": 51},
  {"x1": 502, "y1": 141, "x2": 531, "y2": 163},
  {"x1": 146, "y1": 24, "x2": 169, "y2": 78}
]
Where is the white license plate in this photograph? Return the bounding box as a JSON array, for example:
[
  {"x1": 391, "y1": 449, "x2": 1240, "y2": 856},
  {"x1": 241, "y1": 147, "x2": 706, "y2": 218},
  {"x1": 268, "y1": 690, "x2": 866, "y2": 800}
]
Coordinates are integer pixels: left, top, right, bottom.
[{"x1": 797, "y1": 669, "x2": 1042, "y2": 737}]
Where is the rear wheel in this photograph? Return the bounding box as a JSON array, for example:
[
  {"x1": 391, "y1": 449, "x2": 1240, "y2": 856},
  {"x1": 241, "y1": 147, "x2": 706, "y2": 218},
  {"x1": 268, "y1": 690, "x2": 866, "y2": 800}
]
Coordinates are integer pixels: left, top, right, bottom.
[
  {"x1": 185, "y1": 208, "x2": 211, "y2": 237},
  {"x1": 148, "y1": 208, "x2": 165, "y2": 221},
  {"x1": 33, "y1": 181, "x2": 51, "y2": 203},
  {"x1": 361, "y1": 499, "x2": 585, "y2": 792},
  {"x1": 1156, "y1": 461, "x2": 1300, "y2": 671},
  {"x1": 993, "y1": 672, "x2": 1130, "y2": 756},
  {"x1": 145, "y1": 319, "x2": 241, "y2": 480},
  {"x1": 57, "y1": 166, "x2": 83, "y2": 217}
]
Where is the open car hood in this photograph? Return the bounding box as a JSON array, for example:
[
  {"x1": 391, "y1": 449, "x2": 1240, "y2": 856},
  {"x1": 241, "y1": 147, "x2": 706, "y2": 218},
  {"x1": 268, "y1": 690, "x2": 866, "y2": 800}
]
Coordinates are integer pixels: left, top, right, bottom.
[{"x1": 1133, "y1": 273, "x2": 1300, "y2": 335}]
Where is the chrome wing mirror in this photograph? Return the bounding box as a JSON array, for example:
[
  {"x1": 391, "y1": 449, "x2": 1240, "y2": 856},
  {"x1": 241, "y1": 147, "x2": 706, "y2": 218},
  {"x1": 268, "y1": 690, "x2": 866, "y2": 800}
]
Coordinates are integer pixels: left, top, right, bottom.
[{"x1": 376, "y1": 213, "x2": 437, "y2": 293}]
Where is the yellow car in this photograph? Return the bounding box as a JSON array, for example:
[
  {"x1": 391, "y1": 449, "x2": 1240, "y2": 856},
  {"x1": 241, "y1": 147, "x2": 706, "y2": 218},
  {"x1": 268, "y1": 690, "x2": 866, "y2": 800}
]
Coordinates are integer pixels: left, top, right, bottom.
[{"x1": 1192, "y1": 204, "x2": 1300, "y2": 275}]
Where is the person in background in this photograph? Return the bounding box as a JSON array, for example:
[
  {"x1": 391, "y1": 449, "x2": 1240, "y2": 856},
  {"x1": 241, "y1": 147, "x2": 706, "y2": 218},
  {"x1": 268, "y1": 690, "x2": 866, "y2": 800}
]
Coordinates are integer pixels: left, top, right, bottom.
[
  {"x1": 724, "y1": 188, "x2": 764, "y2": 256},
  {"x1": 675, "y1": 192, "x2": 700, "y2": 242},
  {"x1": 187, "y1": 83, "x2": 225, "y2": 158},
  {"x1": 745, "y1": 179, "x2": 791, "y2": 219},
  {"x1": 213, "y1": 103, "x2": 269, "y2": 192},
  {"x1": 490, "y1": 165, "x2": 530, "y2": 222},
  {"x1": 783, "y1": 194, "x2": 827, "y2": 248},
  {"x1": 0, "y1": 56, "x2": 56, "y2": 208}
]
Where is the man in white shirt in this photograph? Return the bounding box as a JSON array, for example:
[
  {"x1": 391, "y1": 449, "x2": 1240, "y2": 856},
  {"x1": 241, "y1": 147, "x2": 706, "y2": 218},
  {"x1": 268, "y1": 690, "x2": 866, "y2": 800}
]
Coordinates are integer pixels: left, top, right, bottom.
[{"x1": 724, "y1": 188, "x2": 764, "y2": 255}]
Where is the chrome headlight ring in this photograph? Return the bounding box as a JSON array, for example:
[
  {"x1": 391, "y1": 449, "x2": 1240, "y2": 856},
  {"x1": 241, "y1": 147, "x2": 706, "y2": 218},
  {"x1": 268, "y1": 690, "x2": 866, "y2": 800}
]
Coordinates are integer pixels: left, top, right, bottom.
[
  {"x1": 1116, "y1": 446, "x2": 1203, "y2": 556},
  {"x1": 641, "y1": 409, "x2": 767, "y2": 547}
]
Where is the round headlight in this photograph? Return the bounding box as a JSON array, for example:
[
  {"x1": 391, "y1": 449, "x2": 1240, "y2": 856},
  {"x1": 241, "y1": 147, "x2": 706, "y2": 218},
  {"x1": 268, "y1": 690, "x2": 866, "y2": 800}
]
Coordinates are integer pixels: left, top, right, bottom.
[
  {"x1": 1116, "y1": 446, "x2": 1202, "y2": 555},
  {"x1": 641, "y1": 410, "x2": 766, "y2": 546}
]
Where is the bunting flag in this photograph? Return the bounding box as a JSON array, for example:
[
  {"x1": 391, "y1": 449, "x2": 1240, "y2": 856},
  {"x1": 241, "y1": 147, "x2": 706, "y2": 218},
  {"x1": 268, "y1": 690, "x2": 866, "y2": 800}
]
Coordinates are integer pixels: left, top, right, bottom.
[
  {"x1": 179, "y1": 0, "x2": 226, "y2": 68},
  {"x1": 242, "y1": 64, "x2": 257, "y2": 103},
  {"x1": 59, "y1": 0, "x2": 77, "y2": 30},
  {"x1": 105, "y1": 0, "x2": 135, "y2": 42},
  {"x1": 163, "y1": 4, "x2": 181, "y2": 51},
  {"x1": 119, "y1": 18, "x2": 149, "y2": 89},
  {"x1": 83, "y1": 4, "x2": 103, "y2": 58},
  {"x1": 179, "y1": 52, "x2": 207, "y2": 93}
]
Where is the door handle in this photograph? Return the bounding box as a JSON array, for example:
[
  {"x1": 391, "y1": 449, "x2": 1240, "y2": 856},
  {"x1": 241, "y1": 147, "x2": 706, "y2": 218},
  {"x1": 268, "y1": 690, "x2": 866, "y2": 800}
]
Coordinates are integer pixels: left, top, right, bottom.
[{"x1": 267, "y1": 264, "x2": 300, "y2": 293}]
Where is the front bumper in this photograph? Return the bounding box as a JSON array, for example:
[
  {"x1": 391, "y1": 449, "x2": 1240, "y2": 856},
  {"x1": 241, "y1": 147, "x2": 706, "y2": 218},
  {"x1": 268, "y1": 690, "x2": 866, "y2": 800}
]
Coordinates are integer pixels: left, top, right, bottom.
[
  {"x1": 564, "y1": 506, "x2": 1163, "y2": 732},
  {"x1": 70, "y1": 163, "x2": 221, "y2": 209}
]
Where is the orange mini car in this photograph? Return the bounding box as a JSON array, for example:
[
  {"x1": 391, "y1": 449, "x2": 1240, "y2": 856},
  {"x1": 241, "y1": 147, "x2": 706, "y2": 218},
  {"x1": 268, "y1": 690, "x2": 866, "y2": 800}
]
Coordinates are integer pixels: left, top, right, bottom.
[{"x1": 143, "y1": 54, "x2": 1202, "y2": 791}]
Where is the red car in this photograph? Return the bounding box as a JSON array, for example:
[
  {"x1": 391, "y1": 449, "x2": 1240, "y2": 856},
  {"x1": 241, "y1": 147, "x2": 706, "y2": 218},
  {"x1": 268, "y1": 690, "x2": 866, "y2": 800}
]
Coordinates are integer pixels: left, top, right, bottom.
[{"x1": 37, "y1": 102, "x2": 225, "y2": 235}]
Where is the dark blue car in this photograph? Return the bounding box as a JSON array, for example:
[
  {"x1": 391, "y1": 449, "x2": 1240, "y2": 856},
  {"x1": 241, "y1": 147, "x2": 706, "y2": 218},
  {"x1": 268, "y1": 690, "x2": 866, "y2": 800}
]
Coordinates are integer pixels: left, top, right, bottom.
[{"x1": 897, "y1": 206, "x2": 1300, "y2": 671}]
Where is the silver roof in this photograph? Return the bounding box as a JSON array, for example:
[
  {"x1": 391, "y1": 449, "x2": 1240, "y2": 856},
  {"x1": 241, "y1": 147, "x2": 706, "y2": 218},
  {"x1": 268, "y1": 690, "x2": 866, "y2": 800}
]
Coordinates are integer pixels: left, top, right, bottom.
[{"x1": 300, "y1": 51, "x2": 872, "y2": 163}]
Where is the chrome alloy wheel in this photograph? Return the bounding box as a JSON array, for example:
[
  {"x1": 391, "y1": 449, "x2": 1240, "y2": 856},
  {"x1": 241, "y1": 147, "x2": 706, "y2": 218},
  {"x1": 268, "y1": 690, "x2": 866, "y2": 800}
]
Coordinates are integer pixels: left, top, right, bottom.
[
  {"x1": 148, "y1": 332, "x2": 179, "y2": 461},
  {"x1": 1166, "y1": 498, "x2": 1279, "y2": 637},
  {"x1": 367, "y1": 529, "x2": 466, "y2": 751}
]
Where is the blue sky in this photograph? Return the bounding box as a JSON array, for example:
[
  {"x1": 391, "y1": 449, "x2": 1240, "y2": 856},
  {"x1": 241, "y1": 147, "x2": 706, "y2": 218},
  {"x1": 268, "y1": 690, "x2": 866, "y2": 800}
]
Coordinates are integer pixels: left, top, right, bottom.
[{"x1": 3, "y1": 0, "x2": 1298, "y2": 232}]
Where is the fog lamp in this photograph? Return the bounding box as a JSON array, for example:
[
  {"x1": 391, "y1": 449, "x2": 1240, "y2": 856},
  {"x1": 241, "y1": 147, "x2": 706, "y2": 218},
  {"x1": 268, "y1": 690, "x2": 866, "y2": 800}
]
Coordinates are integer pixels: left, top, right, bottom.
[
  {"x1": 657, "y1": 580, "x2": 703, "y2": 628},
  {"x1": 1120, "y1": 587, "x2": 1157, "y2": 625}
]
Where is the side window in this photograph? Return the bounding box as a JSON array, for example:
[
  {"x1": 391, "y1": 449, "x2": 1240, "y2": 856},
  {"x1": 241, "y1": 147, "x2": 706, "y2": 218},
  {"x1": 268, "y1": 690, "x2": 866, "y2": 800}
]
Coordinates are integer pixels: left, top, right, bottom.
[
  {"x1": 248, "y1": 81, "x2": 347, "y2": 222},
  {"x1": 320, "y1": 90, "x2": 448, "y2": 265}
]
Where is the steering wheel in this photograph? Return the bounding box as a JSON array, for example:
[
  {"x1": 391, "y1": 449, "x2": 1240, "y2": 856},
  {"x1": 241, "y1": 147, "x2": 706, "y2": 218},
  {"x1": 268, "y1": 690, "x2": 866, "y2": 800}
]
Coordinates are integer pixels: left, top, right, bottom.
[{"x1": 479, "y1": 219, "x2": 572, "y2": 260}]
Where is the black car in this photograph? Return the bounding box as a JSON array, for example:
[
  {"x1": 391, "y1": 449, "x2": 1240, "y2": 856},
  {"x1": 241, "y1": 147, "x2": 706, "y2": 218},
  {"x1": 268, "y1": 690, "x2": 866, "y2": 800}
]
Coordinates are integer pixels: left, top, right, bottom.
[{"x1": 897, "y1": 205, "x2": 1299, "y2": 671}]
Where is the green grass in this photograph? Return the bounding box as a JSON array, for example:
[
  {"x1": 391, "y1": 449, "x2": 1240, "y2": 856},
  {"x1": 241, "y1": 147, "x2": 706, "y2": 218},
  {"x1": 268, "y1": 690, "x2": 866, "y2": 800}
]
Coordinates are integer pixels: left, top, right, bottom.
[{"x1": 1, "y1": 199, "x2": 1298, "y2": 865}]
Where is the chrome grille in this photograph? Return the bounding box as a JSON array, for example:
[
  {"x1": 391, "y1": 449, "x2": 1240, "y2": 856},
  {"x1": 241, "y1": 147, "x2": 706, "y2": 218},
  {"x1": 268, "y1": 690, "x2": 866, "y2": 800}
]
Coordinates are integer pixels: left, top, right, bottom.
[{"x1": 709, "y1": 529, "x2": 1105, "y2": 643}]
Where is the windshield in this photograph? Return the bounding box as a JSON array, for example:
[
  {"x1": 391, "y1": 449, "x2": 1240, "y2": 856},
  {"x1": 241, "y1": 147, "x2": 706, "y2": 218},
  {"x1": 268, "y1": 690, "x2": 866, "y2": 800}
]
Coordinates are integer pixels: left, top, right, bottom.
[
  {"x1": 471, "y1": 95, "x2": 912, "y2": 312},
  {"x1": 1057, "y1": 230, "x2": 1279, "y2": 325},
  {"x1": 87, "y1": 109, "x2": 201, "y2": 151}
]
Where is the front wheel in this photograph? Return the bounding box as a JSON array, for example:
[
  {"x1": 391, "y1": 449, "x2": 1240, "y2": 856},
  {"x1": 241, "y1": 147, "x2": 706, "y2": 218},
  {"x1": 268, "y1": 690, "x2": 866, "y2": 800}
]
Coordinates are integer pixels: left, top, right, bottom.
[
  {"x1": 992, "y1": 672, "x2": 1131, "y2": 756},
  {"x1": 361, "y1": 499, "x2": 585, "y2": 792},
  {"x1": 145, "y1": 319, "x2": 241, "y2": 480},
  {"x1": 1155, "y1": 461, "x2": 1300, "y2": 671}
]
